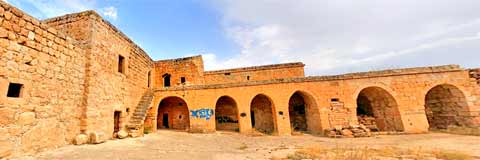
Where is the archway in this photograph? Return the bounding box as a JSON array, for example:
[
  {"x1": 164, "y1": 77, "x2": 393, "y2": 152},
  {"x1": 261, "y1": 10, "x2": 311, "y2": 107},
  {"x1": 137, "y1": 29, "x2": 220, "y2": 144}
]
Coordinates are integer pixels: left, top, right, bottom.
[
  {"x1": 288, "y1": 91, "x2": 320, "y2": 133},
  {"x1": 289, "y1": 92, "x2": 307, "y2": 131},
  {"x1": 157, "y1": 97, "x2": 190, "y2": 130},
  {"x1": 215, "y1": 96, "x2": 239, "y2": 131},
  {"x1": 356, "y1": 87, "x2": 403, "y2": 132},
  {"x1": 425, "y1": 84, "x2": 469, "y2": 129},
  {"x1": 250, "y1": 94, "x2": 275, "y2": 134}
]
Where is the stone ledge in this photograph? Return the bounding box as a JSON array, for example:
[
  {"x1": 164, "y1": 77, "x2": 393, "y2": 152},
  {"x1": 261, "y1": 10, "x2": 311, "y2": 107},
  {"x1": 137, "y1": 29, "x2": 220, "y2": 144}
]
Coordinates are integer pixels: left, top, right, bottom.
[
  {"x1": 204, "y1": 62, "x2": 305, "y2": 75},
  {"x1": 42, "y1": 10, "x2": 153, "y2": 63},
  {"x1": 155, "y1": 64, "x2": 462, "y2": 91}
]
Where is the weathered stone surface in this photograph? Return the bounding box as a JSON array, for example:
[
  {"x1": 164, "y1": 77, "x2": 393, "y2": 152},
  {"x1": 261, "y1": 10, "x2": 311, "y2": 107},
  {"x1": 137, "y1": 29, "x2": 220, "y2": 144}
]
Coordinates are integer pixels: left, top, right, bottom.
[
  {"x1": 0, "y1": 108, "x2": 15, "y2": 126},
  {"x1": 18, "y1": 112, "x2": 35, "y2": 125},
  {"x1": 0, "y1": 140, "x2": 13, "y2": 158}
]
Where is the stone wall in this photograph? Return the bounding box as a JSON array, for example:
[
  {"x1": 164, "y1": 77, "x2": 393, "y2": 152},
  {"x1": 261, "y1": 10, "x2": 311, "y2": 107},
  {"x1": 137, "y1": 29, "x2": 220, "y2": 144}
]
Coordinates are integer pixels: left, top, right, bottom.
[
  {"x1": 42, "y1": 8, "x2": 154, "y2": 143},
  {"x1": 0, "y1": 1, "x2": 86, "y2": 157},
  {"x1": 204, "y1": 62, "x2": 305, "y2": 85},
  {"x1": 153, "y1": 55, "x2": 205, "y2": 88},
  {"x1": 149, "y1": 65, "x2": 480, "y2": 136}
]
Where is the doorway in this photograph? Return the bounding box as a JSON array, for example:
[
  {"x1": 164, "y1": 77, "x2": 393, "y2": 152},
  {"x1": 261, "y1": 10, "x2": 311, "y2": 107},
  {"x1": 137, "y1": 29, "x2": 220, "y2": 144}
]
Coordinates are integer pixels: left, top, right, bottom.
[{"x1": 163, "y1": 113, "x2": 169, "y2": 128}]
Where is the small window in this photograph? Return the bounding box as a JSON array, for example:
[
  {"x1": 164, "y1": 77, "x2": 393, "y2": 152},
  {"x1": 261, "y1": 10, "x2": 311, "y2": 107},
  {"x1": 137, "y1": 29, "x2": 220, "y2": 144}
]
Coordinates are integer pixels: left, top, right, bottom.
[
  {"x1": 180, "y1": 77, "x2": 186, "y2": 84},
  {"x1": 147, "y1": 71, "x2": 151, "y2": 87},
  {"x1": 7, "y1": 83, "x2": 23, "y2": 98},
  {"x1": 118, "y1": 55, "x2": 125, "y2": 73},
  {"x1": 331, "y1": 98, "x2": 339, "y2": 102},
  {"x1": 224, "y1": 73, "x2": 231, "y2": 75},
  {"x1": 247, "y1": 76, "x2": 250, "y2": 80},
  {"x1": 162, "y1": 73, "x2": 171, "y2": 87}
]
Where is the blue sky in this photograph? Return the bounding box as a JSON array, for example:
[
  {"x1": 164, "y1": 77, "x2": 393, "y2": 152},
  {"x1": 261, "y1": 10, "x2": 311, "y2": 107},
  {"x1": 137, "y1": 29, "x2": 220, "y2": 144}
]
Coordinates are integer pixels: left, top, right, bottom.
[{"x1": 5, "y1": 0, "x2": 480, "y2": 75}]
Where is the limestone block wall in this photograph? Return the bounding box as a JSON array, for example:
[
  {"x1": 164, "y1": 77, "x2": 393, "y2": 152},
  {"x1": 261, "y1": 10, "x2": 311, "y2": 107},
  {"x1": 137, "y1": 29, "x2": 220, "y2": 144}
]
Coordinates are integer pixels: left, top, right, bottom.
[
  {"x1": 204, "y1": 62, "x2": 305, "y2": 85},
  {"x1": 0, "y1": 1, "x2": 86, "y2": 157},
  {"x1": 44, "y1": 11, "x2": 154, "y2": 138},
  {"x1": 148, "y1": 65, "x2": 480, "y2": 136},
  {"x1": 153, "y1": 55, "x2": 205, "y2": 88},
  {"x1": 85, "y1": 13, "x2": 153, "y2": 137}
]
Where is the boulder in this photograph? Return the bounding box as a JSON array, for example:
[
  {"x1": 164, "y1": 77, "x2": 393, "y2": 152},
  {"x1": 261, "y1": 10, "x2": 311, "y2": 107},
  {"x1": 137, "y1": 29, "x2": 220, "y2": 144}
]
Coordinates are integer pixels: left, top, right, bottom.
[
  {"x1": 334, "y1": 125, "x2": 343, "y2": 131},
  {"x1": 74, "y1": 134, "x2": 88, "y2": 145},
  {"x1": 341, "y1": 129, "x2": 354, "y2": 138},
  {"x1": 117, "y1": 130, "x2": 128, "y2": 139},
  {"x1": 89, "y1": 131, "x2": 106, "y2": 144}
]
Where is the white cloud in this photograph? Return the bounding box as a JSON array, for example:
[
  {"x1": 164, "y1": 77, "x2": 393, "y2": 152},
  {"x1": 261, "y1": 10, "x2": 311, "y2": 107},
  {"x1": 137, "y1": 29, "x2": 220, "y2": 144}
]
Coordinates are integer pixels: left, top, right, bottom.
[
  {"x1": 207, "y1": 0, "x2": 480, "y2": 75},
  {"x1": 9, "y1": 0, "x2": 118, "y2": 21},
  {"x1": 100, "y1": 6, "x2": 117, "y2": 20}
]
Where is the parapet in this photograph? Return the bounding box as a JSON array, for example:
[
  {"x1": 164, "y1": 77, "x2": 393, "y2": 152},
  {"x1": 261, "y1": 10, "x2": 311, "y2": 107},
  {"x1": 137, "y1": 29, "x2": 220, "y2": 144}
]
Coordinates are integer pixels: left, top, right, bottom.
[{"x1": 204, "y1": 62, "x2": 305, "y2": 75}]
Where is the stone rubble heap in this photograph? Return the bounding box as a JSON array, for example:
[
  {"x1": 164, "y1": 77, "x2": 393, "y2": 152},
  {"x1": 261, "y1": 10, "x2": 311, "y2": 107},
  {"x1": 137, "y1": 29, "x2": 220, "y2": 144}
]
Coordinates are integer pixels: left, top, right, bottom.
[
  {"x1": 325, "y1": 124, "x2": 373, "y2": 138},
  {"x1": 357, "y1": 115, "x2": 380, "y2": 132}
]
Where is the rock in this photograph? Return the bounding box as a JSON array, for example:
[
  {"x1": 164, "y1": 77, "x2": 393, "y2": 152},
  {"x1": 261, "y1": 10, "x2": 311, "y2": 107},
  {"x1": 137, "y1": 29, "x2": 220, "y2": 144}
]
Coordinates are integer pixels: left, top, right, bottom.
[
  {"x1": 74, "y1": 134, "x2": 88, "y2": 145},
  {"x1": 359, "y1": 124, "x2": 367, "y2": 130},
  {"x1": 334, "y1": 125, "x2": 343, "y2": 131},
  {"x1": 18, "y1": 112, "x2": 35, "y2": 125},
  {"x1": 341, "y1": 129, "x2": 354, "y2": 138},
  {"x1": 327, "y1": 131, "x2": 337, "y2": 138},
  {"x1": 89, "y1": 131, "x2": 106, "y2": 144},
  {"x1": 117, "y1": 130, "x2": 128, "y2": 139}
]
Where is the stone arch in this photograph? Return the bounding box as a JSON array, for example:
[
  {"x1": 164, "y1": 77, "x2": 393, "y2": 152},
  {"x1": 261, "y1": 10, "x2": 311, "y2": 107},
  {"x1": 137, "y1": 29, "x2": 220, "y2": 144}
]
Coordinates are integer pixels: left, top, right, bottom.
[
  {"x1": 215, "y1": 96, "x2": 239, "y2": 132},
  {"x1": 157, "y1": 96, "x2": 190, "y2": 130},
  {"x1": 425, "y1": 84, "x2": 470, "y2": 129},
  {"x1": 356, "y1": 86, "x2": 404, "y2": 132},
  {"x1": 288, "y1": 90, "x2": 322, "y2": 134},
  {"x1": 250, "y1": 94, "x2": 276, "y2": 134}
]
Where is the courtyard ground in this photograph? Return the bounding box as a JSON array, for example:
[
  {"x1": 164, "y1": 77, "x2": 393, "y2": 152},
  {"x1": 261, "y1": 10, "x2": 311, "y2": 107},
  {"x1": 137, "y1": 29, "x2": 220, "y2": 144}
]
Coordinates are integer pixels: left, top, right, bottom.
[{"x1": 13, "y1": 130, "x2": 480, "y2": 160}]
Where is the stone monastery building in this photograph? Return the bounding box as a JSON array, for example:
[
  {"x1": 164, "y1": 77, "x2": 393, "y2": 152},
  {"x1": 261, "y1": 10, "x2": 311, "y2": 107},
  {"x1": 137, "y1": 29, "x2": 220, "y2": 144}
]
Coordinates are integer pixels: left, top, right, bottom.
[{"x1": 0, "y1": 1, "x2": 479, "y2": 158}]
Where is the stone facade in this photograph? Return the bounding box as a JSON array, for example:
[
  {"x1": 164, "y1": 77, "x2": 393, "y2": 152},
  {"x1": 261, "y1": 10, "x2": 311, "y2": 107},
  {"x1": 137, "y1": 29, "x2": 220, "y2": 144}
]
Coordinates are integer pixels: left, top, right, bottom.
[{"x1": 1, "y1": 1, "x2": 480, "y2": 158}]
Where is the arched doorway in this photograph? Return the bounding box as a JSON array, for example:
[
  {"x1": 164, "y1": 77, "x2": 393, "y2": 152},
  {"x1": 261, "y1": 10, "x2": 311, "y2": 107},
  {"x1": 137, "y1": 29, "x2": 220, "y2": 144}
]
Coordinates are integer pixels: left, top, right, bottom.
[
  {"x1": 157, "y1": 97, "x2": 190, "y2": 130},
  {"x1": 250, "y1": 94, "x2": 275, "y2": 134},
  {"x1": 215, "y1": 96, "x2": 239, "y2": 131},
  {"x1": 356, "y1": 87, "x2": 403, "y2": 132},
  {"x1": 425, "y1": 84, "x2": 469, "y2": 129},
  {"x1": 289, "y1": 92, "x2": 307, "y2": 131}
]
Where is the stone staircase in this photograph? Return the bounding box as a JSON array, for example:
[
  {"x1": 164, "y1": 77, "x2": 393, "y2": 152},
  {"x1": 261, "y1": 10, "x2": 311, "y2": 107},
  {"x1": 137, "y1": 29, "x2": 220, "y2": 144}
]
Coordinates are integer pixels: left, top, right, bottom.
[{"x1": 127, "y1": 90, "x2": 154, "y2": 136}]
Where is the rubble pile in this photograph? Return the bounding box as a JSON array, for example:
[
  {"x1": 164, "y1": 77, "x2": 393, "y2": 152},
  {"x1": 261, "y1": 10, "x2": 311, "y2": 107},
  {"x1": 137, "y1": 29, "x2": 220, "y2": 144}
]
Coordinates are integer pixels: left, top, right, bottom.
[
  {"x1": 325, "y1": 124, "x2": 373, "y2": 138},
  {"x1": 357, "y1": 115, "x2": 380, "y2": 131}
]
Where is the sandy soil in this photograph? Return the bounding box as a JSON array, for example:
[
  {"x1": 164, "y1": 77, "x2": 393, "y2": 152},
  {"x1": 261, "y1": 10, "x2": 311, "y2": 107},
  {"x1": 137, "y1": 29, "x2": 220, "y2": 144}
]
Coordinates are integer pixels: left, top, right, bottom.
[{"x1": 13, "y1": 130, "x2": 480, "y2": 160}]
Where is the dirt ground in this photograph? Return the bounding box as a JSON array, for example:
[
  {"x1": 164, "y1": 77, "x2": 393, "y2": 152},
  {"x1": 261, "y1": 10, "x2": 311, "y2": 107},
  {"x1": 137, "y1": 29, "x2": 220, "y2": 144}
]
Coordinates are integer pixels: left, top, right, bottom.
[{"x1": 13, "y1": 130, "x2": 480, "y2": 160}]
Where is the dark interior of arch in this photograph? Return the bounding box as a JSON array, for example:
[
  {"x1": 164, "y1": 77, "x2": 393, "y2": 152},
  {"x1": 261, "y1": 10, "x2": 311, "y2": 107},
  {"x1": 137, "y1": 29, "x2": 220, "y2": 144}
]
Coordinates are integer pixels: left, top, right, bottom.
[
  {"x1": 356, "y1": 87, "x2": 404, "y2": 132},
  {"x1": 288, "y1": 92, "x2": 307, "y2": 132},
  {"x1": 215, "y1": 96, "x2": 239, "y2": 131},
  {"x1": 250, "y1": 95, "x2": 274, "y2": 134},
  {"x1": 425, "y1": 85, "x2": 469, "y2": 129}
]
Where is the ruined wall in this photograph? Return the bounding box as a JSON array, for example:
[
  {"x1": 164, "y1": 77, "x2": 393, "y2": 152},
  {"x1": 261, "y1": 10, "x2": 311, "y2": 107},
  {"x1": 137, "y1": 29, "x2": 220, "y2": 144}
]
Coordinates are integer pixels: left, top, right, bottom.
[
  {"x1": 148, "y1": 65, "x2": 480, "y2": 136},
  {"x1": 153, "y1": 55, "x2": 205, "y2": 88},
  {"x1": 44, "y1": 11, "x2": 153, "y2": 139},
  {"x1": 204, "y1": 62, "x2": 305, "y2": 85},
  {"x1": 0, "y1": 2, "x2": 86, "y2": 157}
]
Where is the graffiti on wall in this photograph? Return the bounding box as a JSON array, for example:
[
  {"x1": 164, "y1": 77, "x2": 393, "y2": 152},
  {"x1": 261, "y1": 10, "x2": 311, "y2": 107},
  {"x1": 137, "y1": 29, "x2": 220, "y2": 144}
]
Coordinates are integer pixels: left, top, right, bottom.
[{"x1": 190, "y1": 109, "x2": 214, "y2": 120}]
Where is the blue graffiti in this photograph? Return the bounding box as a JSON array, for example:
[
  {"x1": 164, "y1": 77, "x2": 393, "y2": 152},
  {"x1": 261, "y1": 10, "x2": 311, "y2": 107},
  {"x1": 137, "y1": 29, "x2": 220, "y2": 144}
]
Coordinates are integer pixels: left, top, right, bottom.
[{"x1": 190, "y1": 109, "x2": 214, "y2": 120}]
